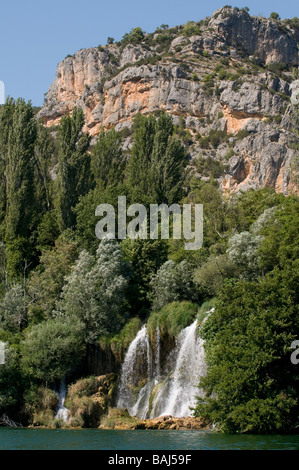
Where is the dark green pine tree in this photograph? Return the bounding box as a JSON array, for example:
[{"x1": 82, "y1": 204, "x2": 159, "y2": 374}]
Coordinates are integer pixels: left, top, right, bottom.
[{"x1": 55, "y1": 107, "x2": 92, "y2": 231}]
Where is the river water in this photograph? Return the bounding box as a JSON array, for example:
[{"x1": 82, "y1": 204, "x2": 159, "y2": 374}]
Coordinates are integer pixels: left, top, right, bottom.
[{"x1": 0, "y1": 428, "x2": 298, "y2": 450}]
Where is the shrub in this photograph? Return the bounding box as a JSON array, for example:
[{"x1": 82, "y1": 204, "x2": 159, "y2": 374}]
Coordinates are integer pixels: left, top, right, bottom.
[{"x1": 270, "y1": 12, "x2": 280, "y2": 20}]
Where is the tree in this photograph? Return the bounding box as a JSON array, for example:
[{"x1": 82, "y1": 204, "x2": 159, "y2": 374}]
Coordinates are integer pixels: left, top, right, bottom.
[
  {"x1": 0, "y1": 284, "x2": 26, "y2": 333},
  {"x1": 34, "y1": 122, "x2": 56, "y2": 213},
  {"x1": 1, "y1": 99, "x2": 37, "y2": 278},
  {"x1": 226, "y1": 231, "x2": 263, "y2": 278},
  {"x1": 127, "y1": 112, "x2": 187, "y2": 205},
  {"x1": 56, "y1": 237, "x2": 131, "y2": 343},
  {"x1": 270, "y1": 12, "x2": 280, "y2": 20},
  {"x1": 194, "y1": 254, "x2": 236, "y2": 296},
  {"x1": 21, "y1": 317, "x2": 85, "y2": 384},
  {"x1": 27, "y1": 234, "x2": 79, "y2": 323},
  {"x1": 193, "y1": 195, "x2": 299, "y2": 433},
  {"x1": 149, "y1": 260, "x2": 196, "y2": 311},
  {"x1": 90, "y1": 128, "x2": 126, "y2": 187},
  {"x1": 194, "y1": 268, "x2": 299, "y2": 433},
  {"x1": 55, "y1": 107, "x2": 91, "y2": 231},
  {"x1": 121, "y1": 27, "x2": 145, "y2": 46},
  {"x1": 0, "y1": 345, "x2": 23, "y2": 413},
  {"x1": 121, "y1": 238, "x2": 168, "y2": 317}
]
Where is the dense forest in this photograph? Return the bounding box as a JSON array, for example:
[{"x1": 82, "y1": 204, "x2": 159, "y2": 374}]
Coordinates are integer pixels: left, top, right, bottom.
[{"x1": 0, "y1": 97, "x2": 298, "y2": 433}]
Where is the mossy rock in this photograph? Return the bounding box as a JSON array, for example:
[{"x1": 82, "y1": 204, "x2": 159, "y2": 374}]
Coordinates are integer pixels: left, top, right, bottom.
[
  {"x1": 66, "y1": 373, "x2": 119, "y2": 427},
  {"x1": 99, "y1": 407, "x2": 139, "y2": 429},
  {"x1": 69, "y1": 396, "x2": 102, "y2": 428},
  {"x1": 32, "y1": 409, "x2": 55, "y2": 427}
]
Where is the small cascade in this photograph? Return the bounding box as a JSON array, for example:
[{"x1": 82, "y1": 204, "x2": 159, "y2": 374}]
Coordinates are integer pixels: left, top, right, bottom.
[
  {"x1": 116, "y1": 325, "x2": 152, "y2": 415},
  {"x1": 55, "y1": 377, "x2": 69, "y2": 423},
  {"x1": 116, "y1": 316, "x2": 208, "y2": 419}
]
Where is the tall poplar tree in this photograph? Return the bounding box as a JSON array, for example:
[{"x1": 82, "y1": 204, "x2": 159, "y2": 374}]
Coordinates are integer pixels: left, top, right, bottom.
[
  {"x1": 2, "y1": 99, "x2": 37, "y2": 278},
  {"x1": 127, "y1": 112, "x2": 187, "y2": 204},
  {"x1": 55, "y1": 107, "x2": 91, "y2": 231}
]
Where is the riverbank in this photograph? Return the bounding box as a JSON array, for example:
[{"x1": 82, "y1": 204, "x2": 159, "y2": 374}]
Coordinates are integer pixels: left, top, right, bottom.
[
  {"x1": 25, "y1": 408, "x2": 211, "y2": 431},
  {"x1": 99, "y1": 409, "x2": 211, "y2": 430}
]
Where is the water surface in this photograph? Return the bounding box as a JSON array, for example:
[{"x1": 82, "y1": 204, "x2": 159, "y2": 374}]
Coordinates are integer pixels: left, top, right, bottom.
[{"x1": 1, "y1": 428, "x2": 298, "y2": 450}]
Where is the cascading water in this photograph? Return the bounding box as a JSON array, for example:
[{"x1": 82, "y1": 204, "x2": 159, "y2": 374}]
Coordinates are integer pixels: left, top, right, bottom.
[
  {"x1": 150, "y1": 320, "x2": 206, "y2": 417},
  {"x1": 116, "y1": 317, "x2": 208, "y2": 419},
  {"x1": 116, "y1": 325, "x2": 152, "y2": 417},
  {"x1": 55, "y1": 377, "x2": 69, "y2": 423}
]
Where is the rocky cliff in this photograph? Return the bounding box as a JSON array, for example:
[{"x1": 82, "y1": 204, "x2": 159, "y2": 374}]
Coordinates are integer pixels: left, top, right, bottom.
[{"x1": 38, "y1": 6, "x2": 299, "y2": 195}]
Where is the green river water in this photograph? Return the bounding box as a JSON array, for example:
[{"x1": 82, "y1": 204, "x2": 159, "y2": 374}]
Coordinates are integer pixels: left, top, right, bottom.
[{"x1": 0, "y1": 428, "x2": 298, "y2": 450}]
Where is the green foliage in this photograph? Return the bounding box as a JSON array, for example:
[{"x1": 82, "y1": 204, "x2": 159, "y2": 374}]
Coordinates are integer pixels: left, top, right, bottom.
[
  {"x1": 0, "y1": 284, "x2": 26, "y2": 333},
  {"x1": 270, "y1": 12, "x2": 280, "y2": 20},
  {"x1": 194, "y1": 254, "x2": 236, "y2": 297},
  {"x1": 99, "y1": 317, "x2": 142, "y2": 361},
  {"x1": 193, "y1": 195, "x2": 299, "y2": 433},
  {"x1": 24, "y1": 385, "x2": 58, "y2": 424},
  {"x1": 0, "y1": 346, "x2": 23, "y2": 412},
  {"x1": 226, "y1": 231, "x2": 263, "y2": 278},
  {"x1": 0, "y1": 98, "x2": 39, "y2": 278},
  {"x1": 27, "y1": 234, "x2": 79, "y2": 322},
  {"x1": 56, "y1": 237, "x2": 131, "y2": 343},
  {"x1": 55, "y1": 107, "x2": 92, "y2": 231},
  {"x1": 21, "y1": 317, "x2": 86, "y2": 383},
  {"x1": 121, "y1": 238, "x2": 168, "y2": 317},
  {"x1": 120, "y1": 27, "x2": 145, "y2": 47},
  {"x1": 182, "y1": 21, "x2": 202, "y2": 37},
  {"x1": 196, "y1": 155, "x2": 227, "y2": 177},
  {"x1": 284, "y1": 17, "x2": 299, "y2": 30},
  {"x1": 258, "y1": 196, "x2": 299, "y2": 273},
  {"x1": 91, "y1": 128, "x2": 126, "y2": 187},
  {"x1": 127, "y1": 113, "x2": 187, "y2": 205},
  {"x1": 147, "y1": 301, "x2": 198, "y2": 340},
  {"x1": 194, "y1": 266, "x2": 299, "y2": 433},
  {"x1": 149, "y1": 260, "x2": 197, "y2": 311}
]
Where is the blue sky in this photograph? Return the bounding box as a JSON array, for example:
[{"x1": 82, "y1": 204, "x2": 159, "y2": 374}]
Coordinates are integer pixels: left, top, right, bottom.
[{"x1": 0, "y1": 0, "x2": 298, "y2": 106}]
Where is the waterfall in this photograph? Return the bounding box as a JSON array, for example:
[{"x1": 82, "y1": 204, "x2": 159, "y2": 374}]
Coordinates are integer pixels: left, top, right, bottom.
[
  {"x1": 151, "y1": 320, "x2": 206, "y2": 417},
  {"x1": 154, "y1": 326, "x2": 161, "y2": 383},
  {"x1": 116, "y1": 325, "x2": 151, "y2": 414},
  {"x1": 117, "y1": 317, "x2": 207, "y2": 419},
  {"x1": 55, "y1": 377, "x2": 69, "y2": 423}
]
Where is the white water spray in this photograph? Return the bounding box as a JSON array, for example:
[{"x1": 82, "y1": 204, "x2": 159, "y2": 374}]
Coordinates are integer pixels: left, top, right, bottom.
[
  {"x1": 55, "y1": 377, "x2": 69, "y2": 423},
  {"x1": 117, "y1": 317, "x2": 208, "y2": 419}
]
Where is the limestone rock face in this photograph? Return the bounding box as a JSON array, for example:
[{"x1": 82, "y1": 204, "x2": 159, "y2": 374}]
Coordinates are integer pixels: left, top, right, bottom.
[
  {"x1": 38, "y1": 6, "x2": 299, "y2": 195},
  {"x1": 209, "y1": 7, "x2": 299, "y2": 66}
]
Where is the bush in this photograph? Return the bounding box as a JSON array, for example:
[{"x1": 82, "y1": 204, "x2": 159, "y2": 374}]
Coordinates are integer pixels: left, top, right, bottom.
[
  {"x1": 68, "y1": 396, "x2": 102, "y2": 428},
  {"x1": 121, "y1": 27, "x2": 145, "y2": 47},
  {"x1": 67, "y1": 377, "x2": 99, "y2": 400},
  {"x1": 270, "y1": 12, "x2": 280, "y2": 20},
  {"x1": 21, "y1": 317, "x2": 86, "y2": 384},
  {"x1": 182, "y1": 21, "x2": 202, "y2": 37},
  {"x1": 194, "y1": 254, "x2": 236, "y2": 296}
]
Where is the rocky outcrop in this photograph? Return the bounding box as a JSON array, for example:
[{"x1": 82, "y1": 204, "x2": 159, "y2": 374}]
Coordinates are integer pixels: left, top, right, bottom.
[
  {"x1": 38, "y1": 7, "x2": 299, "y2": 195},
  {"x1": 209, "y1": 7, "x2": 299, "y2": 66},
  {"x1": 66, "y1": 374, "x2": 118, "y2": 428}
]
